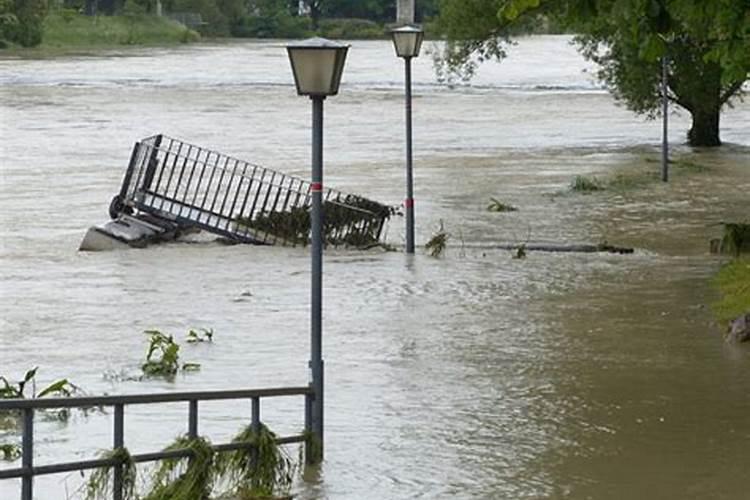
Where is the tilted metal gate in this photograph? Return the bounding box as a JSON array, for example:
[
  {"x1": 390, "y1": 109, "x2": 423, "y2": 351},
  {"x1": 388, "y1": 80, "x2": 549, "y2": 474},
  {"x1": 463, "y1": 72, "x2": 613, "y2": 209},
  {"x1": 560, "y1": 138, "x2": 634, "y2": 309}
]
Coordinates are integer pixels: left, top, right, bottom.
[{"x1": 111, "y1": 135, "x2": 392, "y2": 247}]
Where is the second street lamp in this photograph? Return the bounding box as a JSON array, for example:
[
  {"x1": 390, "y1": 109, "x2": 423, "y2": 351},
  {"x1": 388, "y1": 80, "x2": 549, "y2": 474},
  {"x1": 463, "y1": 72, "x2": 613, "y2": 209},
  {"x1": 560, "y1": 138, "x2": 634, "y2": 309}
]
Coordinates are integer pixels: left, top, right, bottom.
[
  {"x1": 391, "y1": 25, "x2": 424, "y2": 255},
  {"x1": 287, "y1": 37, "x2": 349, "y2": 463}
]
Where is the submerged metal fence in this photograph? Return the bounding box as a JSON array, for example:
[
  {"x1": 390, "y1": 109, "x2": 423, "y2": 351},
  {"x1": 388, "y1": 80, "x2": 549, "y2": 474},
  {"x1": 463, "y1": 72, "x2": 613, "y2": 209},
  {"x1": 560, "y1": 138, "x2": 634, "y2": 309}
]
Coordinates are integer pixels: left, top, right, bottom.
[
  {"x1": 0, "y1": 386, "x2": 313, "y2": 500},
  {"x1": 113, "y1": 134, "x2": 392, "y2": 247}
]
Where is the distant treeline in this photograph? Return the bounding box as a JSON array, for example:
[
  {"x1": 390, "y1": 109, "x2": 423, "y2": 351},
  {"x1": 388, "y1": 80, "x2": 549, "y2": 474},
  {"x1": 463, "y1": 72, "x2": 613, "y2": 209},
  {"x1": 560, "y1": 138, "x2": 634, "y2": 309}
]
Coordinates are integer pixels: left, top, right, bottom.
[
  {"x1": 0, "y1": 0, "x2": 445, "y2": 47},
  {"x1": 69, "y1": 0, "x2": 438, "y2": 37}
]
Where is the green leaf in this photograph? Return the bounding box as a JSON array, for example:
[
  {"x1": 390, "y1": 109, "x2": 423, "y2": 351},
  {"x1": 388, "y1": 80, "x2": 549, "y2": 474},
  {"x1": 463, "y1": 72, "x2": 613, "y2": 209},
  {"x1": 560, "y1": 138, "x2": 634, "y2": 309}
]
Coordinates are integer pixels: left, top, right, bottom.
[{"x1": 38, "y1": 379, "x2": 72, "y2": 398}]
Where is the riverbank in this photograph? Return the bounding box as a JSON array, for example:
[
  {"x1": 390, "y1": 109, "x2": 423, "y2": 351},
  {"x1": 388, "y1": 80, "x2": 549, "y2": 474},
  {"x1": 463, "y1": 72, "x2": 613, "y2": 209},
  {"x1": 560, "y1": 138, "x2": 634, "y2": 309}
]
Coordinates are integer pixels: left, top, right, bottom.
[
  {"x1": 0, "y1": 12, "x2": 199, "y2": 57},
  {"x1": 713, "y1": 258, "x2": 750, "y2": 325}
]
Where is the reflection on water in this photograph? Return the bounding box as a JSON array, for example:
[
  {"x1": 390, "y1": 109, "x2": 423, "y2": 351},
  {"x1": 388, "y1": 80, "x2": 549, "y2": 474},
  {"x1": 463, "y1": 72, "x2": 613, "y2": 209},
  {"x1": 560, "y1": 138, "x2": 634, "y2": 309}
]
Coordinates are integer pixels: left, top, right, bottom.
[{"x1": 1, "y1": 37, "x2": 749, "y2": 499}]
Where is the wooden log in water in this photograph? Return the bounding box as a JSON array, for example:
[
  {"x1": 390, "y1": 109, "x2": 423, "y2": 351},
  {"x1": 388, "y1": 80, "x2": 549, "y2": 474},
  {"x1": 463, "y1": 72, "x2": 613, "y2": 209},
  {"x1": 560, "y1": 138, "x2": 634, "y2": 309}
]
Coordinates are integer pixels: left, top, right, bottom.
[{"x1": 482, "y1": 243, "x2": 635, "y2": 254}]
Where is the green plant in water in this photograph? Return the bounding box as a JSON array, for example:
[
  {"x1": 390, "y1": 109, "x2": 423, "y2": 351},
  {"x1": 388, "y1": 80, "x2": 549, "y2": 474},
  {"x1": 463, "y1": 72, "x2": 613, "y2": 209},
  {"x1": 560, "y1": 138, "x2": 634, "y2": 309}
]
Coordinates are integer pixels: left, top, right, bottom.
[
  {"x1": 142, "y1": 330, "x2": 201, "y2": 377},
  {"x1": 487, "y1": 198, "x2": 518, "y2": 212},
  {"x1": 570, "y1": 175, "x2": 605, "y2": 193},
  {"x1": 216, "y1": 424, "x2": 297, "y2": 499},
  {"x1": 187, "y1": 328, "x2": 214, "y2": 343},
  {"x1": 144, "y1": 436, "x2": 216, "y2": 500},
  {"x1": 720, "y1": 223, "x2": 750, "y2": 257},
  {"x1": 0, "y1": 443, "x2": 21, "y2": 461},
  {"x1": 85, "y1": 447, "x2": 137, "y2": 500},
  {"x1": 425, "y1": 221, "x2": 449, "y2": 258},
  {"x1": 513, "y1": 244, "x2": 527, "y2": 259},
  {"x1": 1, "y1": 367, "x2": 81, "y2": 426}
]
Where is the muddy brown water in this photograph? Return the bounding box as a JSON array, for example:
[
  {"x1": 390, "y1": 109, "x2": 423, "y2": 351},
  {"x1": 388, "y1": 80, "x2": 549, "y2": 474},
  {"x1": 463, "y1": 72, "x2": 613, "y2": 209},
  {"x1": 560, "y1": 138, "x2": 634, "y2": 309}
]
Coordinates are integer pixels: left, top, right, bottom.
[{"x1": 1, "y1": 37, "x2": 749, "y2": 499}]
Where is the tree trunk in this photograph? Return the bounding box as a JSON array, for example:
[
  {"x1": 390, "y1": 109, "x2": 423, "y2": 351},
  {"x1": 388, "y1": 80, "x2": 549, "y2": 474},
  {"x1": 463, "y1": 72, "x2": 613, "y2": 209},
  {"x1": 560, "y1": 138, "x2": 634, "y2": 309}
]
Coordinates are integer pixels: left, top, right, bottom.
[{"x1": 688, "y1": 107, "x2": 721, "y2": 147}]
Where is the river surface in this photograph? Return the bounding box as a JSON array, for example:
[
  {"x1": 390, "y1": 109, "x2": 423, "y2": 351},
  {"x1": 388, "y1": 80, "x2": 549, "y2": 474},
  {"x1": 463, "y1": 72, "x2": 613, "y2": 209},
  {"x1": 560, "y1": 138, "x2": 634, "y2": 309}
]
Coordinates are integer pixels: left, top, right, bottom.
[{"x1": 1, "y1": 36, "x2": 749, "y2": 499}]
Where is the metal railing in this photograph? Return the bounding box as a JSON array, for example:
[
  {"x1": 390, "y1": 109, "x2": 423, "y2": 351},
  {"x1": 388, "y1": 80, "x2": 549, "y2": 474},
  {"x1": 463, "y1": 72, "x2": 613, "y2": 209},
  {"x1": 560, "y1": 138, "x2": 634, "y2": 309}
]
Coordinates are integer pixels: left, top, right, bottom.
[
  {"x1": 115, "y1": 135, "x2": 391, "y2": 247},
  {"x1": 0, "y1": 386, "x2": 313, "y2": 500}
]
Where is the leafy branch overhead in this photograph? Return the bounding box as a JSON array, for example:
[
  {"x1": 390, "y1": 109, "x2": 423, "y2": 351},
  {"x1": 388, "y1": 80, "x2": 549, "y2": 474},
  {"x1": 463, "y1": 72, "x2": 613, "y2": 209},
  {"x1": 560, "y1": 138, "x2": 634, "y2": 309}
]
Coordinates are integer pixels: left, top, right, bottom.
[{"x1": 435, "y1": 0, "x2": 749, "y2": 146}]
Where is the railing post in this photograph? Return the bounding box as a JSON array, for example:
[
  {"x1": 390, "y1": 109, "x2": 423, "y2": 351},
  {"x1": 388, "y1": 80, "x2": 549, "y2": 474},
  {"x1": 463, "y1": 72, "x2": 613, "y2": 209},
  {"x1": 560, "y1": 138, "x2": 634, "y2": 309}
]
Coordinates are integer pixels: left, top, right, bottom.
[
  {"x1": 113, "y1": 404, "x2": 124, "y2": 500},
  {"x1": 188, "y1": 400, "x2": 198, "y2": 439},
  {"x1": 251, "y1": 397, "x2": 260, "y2": 433},
  {"x1": 21, "y1": 408, "x2": 33, "y2": 500}
]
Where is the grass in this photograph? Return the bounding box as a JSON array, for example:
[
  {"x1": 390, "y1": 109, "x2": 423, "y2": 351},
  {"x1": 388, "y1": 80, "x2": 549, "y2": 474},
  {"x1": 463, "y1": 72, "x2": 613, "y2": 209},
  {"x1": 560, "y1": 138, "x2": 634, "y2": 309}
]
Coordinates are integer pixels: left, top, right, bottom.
[
  {"x1": 85, "y1": 448, "x2": 138, "y2": 500},
  {"x1": 2, "y1": 11, "x2": 199, "y2": 56},
  {"x1": 487, "y1": 198, "x2": 518, "y2": 212},
  {"x1": 713, "y1": 258, "x2": 750, "y2": 324},
  {"x1": 425, "y1": 222, "x2": 449, "y2": 258},
  {"x1": 570, "y1": 175, "x2": 605, "y2": 193},
  {"x1": 216, "y1": 424, "x2": 297, "y2": 498}
]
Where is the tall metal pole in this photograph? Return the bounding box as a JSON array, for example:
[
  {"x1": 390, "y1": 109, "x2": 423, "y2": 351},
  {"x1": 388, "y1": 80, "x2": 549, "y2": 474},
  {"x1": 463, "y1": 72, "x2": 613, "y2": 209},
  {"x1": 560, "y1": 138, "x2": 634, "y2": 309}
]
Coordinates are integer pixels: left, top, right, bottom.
[
  {"x1": 310, "y1": 96, "x2": 325, "y2": 457},
  {"x1": 404, "y1": 56, "x2": 415, "y2": 254},
  {"x1": 661, "y1": 54, "x2": 669, "y2": 183}
]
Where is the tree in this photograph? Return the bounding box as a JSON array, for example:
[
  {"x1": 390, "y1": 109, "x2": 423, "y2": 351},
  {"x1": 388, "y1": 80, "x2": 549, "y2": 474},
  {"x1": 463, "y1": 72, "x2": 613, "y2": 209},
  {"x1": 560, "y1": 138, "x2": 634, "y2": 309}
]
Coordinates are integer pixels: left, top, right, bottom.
[
  {"x1": 2, "y1": 0, "x2": 48, "y2": 47},
  {"x1": 436, "y1": 0, "x2": 749, "y2": 147}
]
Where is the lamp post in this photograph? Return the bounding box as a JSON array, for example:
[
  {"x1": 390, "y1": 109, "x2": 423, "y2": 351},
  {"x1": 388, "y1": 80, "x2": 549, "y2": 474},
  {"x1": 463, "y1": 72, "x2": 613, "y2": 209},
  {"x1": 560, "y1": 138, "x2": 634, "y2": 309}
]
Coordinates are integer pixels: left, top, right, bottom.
[
  {"x1": 286, "y1": 37, "x2": 349, "y2": 462},
  {"x1": 391, "y1": 25, "x2": 424, "y2": 254},
  {"x1": 661, "y1": 52, "x2": 669, "y2": 182}
]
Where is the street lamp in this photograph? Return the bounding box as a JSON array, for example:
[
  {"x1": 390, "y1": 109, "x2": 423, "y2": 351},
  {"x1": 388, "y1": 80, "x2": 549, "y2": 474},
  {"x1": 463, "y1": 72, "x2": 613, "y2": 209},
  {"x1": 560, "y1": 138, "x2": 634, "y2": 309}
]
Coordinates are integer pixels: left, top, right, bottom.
[
  {"x1": 391, "y1": 25, "x2": 424, "y2": 254},
  {"x1": 286, "y1": 37, "x2": 349, "y2": 463}
]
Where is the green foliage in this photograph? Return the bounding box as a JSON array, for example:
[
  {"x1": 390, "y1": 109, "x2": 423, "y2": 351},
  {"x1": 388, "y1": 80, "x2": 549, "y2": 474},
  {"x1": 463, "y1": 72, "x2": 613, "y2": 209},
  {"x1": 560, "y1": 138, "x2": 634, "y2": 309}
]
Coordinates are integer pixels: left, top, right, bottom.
[
  {"x1": 513, "y1": 244, "x2": 527, "y2": 259},
  {"x1": 216, "y1": 424, "x2": 296, "y2": 498},
  {"x1": 187, "y1": 328, "x2": 214, "y2": 343},
  {"x1": 487, "y1": 198, "x2": 518, "y2": 212},
  {"x1": 570, "y1": 175, "x2": 604, "y2": 193},
  {"x1": 425, "y1": 221, "x2": 449, "y2": 258},
  {"x1": 1, "y1": 0, "x2": 47, "y2": 47},
  {"x1": 235, "y1": 197, "x2": 390, "y2": 248},
  {"x1": 142, "y1": 330, "x2": 201, "y2": 377},
  {"x1": 713, "y1": 258, "x2": 750, "y2": 324},
  {"x1": 0, "y1": 367, "x2": 77, "y2": 400},
  {"x1": 40, "y1": 10, "x2": 198, "y2": 48},
  {"x1": 436, "y1": 0, "x2": 749, "y2": 146},
  {"x1": 144, "y1": 436, "x2": 216, "y2": 500},
  {"x1": 317, "y1": 17, "x2": 383, "y2": 38},
  {"x1": 0, "y1": 443, "x2": 21, "y2": 461},
  {"x1": 171, "y1": 0, "x2": 230, "y2": 35},
  {"x1": 85, "y1": 448, "x2": 138, "y2": 500},
  {"x1": 720, "y1": 223, "x2": 750, "y2": 258}
]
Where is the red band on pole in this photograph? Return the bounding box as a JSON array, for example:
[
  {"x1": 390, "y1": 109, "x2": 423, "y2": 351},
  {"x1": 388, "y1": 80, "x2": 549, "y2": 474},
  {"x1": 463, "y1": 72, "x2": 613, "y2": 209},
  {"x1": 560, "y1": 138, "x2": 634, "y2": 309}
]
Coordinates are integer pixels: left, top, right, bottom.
[
  {"x1": 405, "y1": 198, "x2": 414, "y2": 208},
  {"x1": 311, "y1": 182, "x2": 323, "y2": 192}
]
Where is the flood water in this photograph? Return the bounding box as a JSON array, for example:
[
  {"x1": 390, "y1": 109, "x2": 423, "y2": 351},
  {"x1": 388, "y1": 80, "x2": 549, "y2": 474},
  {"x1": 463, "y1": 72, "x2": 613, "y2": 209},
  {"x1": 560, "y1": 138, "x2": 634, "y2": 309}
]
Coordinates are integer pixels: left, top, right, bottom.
[{"x1": 1, "y1": 36, "x2": 749, "y2": 499}]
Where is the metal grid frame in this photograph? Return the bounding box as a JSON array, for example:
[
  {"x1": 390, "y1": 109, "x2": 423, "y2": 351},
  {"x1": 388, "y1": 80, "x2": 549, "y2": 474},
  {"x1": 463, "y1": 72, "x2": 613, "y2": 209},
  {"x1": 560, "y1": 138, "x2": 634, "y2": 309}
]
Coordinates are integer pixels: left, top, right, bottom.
[{"x1": 116, "y1": 135, "x2": 390, "y2": 247}]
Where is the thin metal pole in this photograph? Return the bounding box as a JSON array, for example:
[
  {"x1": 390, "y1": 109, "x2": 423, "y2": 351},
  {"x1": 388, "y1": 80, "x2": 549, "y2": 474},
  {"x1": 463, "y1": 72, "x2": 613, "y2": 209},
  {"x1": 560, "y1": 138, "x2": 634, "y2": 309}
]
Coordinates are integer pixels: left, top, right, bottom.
[
  {"x1": 404, "y1": 56, "x2": 415, "y2": 254},
  {"x1": 251, "y1": 397, "x2": 260, "y2": 433},
  {"x1": 188, "y1": 400, "x2": 198, "y2": 439},
  {"x1": 21, "y1": 408, "x2": 33, "y2": 500},
  {"x1": 310, "y1": 96, "x2": 325, "y2": 459},
  {"x1": 661, "y1": 54, "x2": 669, "y2": 183},
  {"x1": 113, "y1": 404, "x2": 124, "y2": 500}
]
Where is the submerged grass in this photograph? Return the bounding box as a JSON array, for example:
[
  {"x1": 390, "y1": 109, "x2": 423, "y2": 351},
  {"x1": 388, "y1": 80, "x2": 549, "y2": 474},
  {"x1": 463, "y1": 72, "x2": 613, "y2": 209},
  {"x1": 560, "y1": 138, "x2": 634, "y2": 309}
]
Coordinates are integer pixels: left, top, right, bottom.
[
  {"x1": 85, "y1": 448, "x2": 137, "y2": 500},
  {"x1": 570, "y1": 175, "x2": 605, "y2": 193},
  {"x1": 216, "y1": 424, "x2": 296, "y2": 498},
  {"x1": 713, "y1": 258, "x2": 750, "y2": 324},
  {"x1": 144, "y1": 436, "x2": 216, "y2": 500}
]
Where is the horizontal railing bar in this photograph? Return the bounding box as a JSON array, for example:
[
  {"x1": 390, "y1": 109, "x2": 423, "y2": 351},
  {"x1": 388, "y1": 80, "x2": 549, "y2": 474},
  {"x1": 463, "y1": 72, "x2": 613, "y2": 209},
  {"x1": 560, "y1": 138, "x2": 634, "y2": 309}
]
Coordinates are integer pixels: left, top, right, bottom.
[
  {"x1": 0, "y1": 435, "x2": 307, "y2": 480},
  {"x1": 0, "y1": 386, "x2": 312, "y2": 411}
]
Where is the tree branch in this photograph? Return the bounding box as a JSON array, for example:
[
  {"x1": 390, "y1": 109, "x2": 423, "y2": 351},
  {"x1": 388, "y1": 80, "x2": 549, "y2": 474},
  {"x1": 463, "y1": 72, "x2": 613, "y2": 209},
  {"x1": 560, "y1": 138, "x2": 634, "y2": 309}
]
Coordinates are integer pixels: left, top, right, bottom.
[{"x1": 720, "y1": 80, "x2": 745, "y2": 105}]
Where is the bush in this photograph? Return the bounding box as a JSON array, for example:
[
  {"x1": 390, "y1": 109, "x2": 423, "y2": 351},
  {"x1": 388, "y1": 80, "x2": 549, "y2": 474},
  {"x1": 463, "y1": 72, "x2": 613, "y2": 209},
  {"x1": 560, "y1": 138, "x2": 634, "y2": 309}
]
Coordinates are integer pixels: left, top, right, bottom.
[
  {"x1": 317, "y1": 17, "x2": 384, "y2": 39},
  {"x1": 233, "y1": 11, "x2": 310, "y2": 38},
  {"x1": 4, "y1": 0, "x2": 48, "y2": 47}
]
